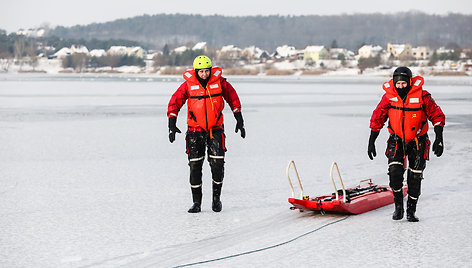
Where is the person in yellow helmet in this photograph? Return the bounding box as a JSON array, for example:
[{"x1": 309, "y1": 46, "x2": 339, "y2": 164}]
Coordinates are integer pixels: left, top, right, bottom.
[{"x1": 167, "y1": 55, "x2": 245, "y2": 213}]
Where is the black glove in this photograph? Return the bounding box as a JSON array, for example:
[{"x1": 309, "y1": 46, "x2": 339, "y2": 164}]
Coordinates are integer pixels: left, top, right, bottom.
[
  {"x1": 168, "y1": 116, "x2": 181, "y2": 143},
  {"x1": 432, "y1": 126, "x2": 444, "y2": 157},
  {"x1": 368, "y1": 131, "x2": 380, "y2": 160},
  {"x1": 234, "y1": 112, "x2": 246, "y2": 138}
]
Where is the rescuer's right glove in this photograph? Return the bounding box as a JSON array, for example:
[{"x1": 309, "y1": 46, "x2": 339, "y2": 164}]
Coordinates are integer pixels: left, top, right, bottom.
[
  {"x1": 234, "y1": 112, "x2": 246, "y2": 139},
  {"x1": 168, "y1": 116, "x2": 181, "y2": 143}
]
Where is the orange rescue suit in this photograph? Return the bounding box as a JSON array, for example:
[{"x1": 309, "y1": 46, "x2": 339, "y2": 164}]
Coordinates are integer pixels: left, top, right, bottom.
[
  {"x1": 384, "y1": 76, "x2": 428, "y2": 143},
  {"x1": 183, "y1": 67, "x2": 225, "y2": 130}
]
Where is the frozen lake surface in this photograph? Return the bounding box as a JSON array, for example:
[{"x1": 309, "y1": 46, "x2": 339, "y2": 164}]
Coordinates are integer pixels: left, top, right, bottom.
[{"x1": 0, "y1": 74, "x2": 471, "y2": 267}]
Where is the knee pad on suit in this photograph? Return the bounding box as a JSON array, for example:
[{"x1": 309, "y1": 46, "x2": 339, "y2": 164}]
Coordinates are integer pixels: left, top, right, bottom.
[
  {"x1": 189, "y1": 160, "x2": 204, "y2": 185},
  {"x1": 388, "y1": 164, "x2": 405, "y2": 191},
  {"x1": 407, "y1": 170, "x2": 423, "y2": 198},
  {"x1": 208, "y1": 157, "x2": 224, "y2": 182}
]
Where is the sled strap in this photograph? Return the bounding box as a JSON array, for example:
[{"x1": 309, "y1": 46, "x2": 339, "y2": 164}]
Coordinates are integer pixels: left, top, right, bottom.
[
  {"x1": 330, "y1": 162, "x2": 347, "y2": 202},
  {"x1": 318, "y1": 200, "x2": 326, "y2": 215},
  {"x1": 286, "y1": 160, "x2": 304, "y2": 199}
]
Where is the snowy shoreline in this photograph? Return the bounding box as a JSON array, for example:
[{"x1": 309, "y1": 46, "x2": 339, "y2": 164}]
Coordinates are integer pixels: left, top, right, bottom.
[
  {"x1": 1, "y1": 71, "x2": 471, "y2": 88},
  {"x1": 2, "y1": 58, "x2": 471, "y2": 78}
]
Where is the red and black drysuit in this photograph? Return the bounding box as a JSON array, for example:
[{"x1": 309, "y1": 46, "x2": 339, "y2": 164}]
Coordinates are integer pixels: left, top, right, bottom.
[
  {"x1": 167, "y1": 66, "x2": 242, "y2": 205},
  {"x1": 370, "y1": 76, "x2": 445, "y2": 199}
]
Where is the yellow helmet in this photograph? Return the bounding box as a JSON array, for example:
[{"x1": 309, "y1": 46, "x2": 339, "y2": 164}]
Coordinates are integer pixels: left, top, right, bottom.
[{"x1": 193, "y1": 55, "x2": 212, "y2": 69}]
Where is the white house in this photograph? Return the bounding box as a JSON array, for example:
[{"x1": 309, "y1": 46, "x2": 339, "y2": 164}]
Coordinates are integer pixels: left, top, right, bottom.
[
  {"x1": 220, "y1": 45, "x2": 241, "y2": 52},
  {"x1": 329, "y1": 48, "x2": 355, "y2": 60},
  {"x1": 71, "y1": 45, "x2": 89, "y2": 54},
  {"x1": 192, "y1": 42, "x2": 207, "y2": 51},
  {"x1": 275, "y1": 45, "x2": 297, "y2": 58},
  {"x1": 89, "y1": 49, "x2": 106, "y2": 57},
  {"x1": 108, "y1": 46, "x2": 128, "y2": 56},
  {"x1": 241, "y1": 46, "x2": 269, "y2": 61},
  {"x1": 437, "y1": 47, "x2": 454, "y2": 54},
  {"x1": 145, "y1": 50, "x2": 162, "y2": 61},
  {"x1": 53, "y1": 45, "x2": 89, "y2": 58},
  {"x1": 218, "y1": 45, "x2": 242, "y2": 60},
  {"x1": 387, "y1": 43, "x2": 412, "y2": 59},
  {"x1": 173, "y1": 46, "x2": 189, "y2": 54},
  {"x1": 16, "y1": 28, "x2": 45, "y2": 37},
  {"x1": 128, "y1": 47, "x2": 145, "y2": 58},
  {"x1": 53, "y1": 47, "x2": 72, "y2": 58},
  {"x1": 107, "y1": 46, "x2": 145, "y2": 58},
  {"x1": 358, "y1": 45, "x2": 383, "y2": 58},
  {"x1": 412, "y1": 46, "x2": 433, "y2": 60}
]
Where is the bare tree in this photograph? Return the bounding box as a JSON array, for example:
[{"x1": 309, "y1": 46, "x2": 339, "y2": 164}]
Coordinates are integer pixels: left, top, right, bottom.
[
  {"x1": 99, "y1": 54, "x2": 121, "y2": 69},
  {"x1": 14, "y1": 38, "x2": 25, "y2": 69},
  {"x1": 153, "y1": 53, "x2": 167, "y2": 68},
  {"x1": 62, "y1": 53, "x2": 90, "y2": 72},
  {"x1": 0, "y1": 59, "x2": 12, "y2": 72},
  {"x1": 27, "y1": 41, "x2": 38, "y2": 70},
  {"x1": 72, "y1": 53, "x2": 89, "y2": 72}
]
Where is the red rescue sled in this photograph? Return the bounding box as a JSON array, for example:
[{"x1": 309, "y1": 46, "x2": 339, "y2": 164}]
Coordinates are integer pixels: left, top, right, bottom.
[{"x1": 286, "y1": 161, "x2": 407, "y2": 215}]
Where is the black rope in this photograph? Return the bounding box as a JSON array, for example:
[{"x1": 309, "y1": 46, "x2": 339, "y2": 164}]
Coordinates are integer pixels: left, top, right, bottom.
[{"x1": 173, "y1": 215, "x2": 350, "y2": 267}]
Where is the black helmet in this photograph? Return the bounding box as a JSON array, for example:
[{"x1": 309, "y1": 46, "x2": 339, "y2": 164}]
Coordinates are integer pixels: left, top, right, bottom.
[
  {"x1": 393, "y1": 66, "x2": 412, "y2": 83},
  {"x1": 393, "y1": 66, "x2": 412, "y2": 98}
]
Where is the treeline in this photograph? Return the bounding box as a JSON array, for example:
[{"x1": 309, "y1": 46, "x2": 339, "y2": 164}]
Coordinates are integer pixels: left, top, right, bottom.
[
  {"x1": 62, "y1": 54, "x2": 145, "y2": 71},
  {"x1": 153, "y1": 46, "x2": 206, "y2": 67},
  {"x1": 57, "y1": 45, "x2": 204, "y2": 71},
  {"x1": 43, "y1": 36, "x2": 144, "y2": 51},
  {"x1": 0, "y1": 31, "x2": 145, "y2": 59},
  {"x1": 0, "y1": 33, "x2": 39, "y2": 67},
  {"x1": 46, "y1": 12, "x2": 472, "y2": 50},
  {"x1": 357, "y1": 49, "x2": 464, "y2": 72}
]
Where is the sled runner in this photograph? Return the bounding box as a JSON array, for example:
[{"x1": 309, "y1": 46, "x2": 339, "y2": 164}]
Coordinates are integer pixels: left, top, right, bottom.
[{"x1": 286, "y1": 161, "x2": 407, "y2": 214}]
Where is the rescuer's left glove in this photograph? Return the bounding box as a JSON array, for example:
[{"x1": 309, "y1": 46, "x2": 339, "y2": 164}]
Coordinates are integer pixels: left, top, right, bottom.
[
  {"x1": 432, "y1": 126, "x2": 444, "y2": 157},
  {"x1": 234, "y1": 112, "x2": 246, "y2": 138},
  {"x1": 368, "y1": 131, "x2": 379, "y2": 160}
]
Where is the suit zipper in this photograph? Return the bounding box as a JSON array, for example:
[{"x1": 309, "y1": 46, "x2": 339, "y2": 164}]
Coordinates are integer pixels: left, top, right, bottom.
[
  {"x1": 204, "y1": 86, "x2": 208, "y2": 131},
  {"x1": 401, "y1": 96, "x2": 407, "y2": 167}
]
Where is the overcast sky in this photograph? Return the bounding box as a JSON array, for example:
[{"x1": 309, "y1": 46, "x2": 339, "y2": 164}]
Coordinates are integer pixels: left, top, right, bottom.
[{"x1": 1, "y1": 0, "x2": 471, "y2": 33}]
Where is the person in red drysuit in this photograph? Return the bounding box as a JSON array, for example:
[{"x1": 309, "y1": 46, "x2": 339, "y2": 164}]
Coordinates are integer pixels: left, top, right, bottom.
[
  {"x1": 368, "y1": 66, "x2": 445, "y2": 222},
  {"x1": 167, "y1": 55, "x2": 245, "y2": 213}
]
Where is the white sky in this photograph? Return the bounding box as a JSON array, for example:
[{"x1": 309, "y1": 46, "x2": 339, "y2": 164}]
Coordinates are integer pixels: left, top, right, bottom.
[{"x1": 1, "y1": 0, "x2": 471, "y2": 33}]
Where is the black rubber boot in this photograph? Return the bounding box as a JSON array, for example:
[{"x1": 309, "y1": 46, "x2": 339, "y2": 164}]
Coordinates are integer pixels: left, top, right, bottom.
[
  {"x1": 406, "y1": 196, "x2": 419, "y2": 222},
  {"x1": 188, "y1": 202, "x2": 201, "y2": 213},
  {"x1": 392, "y1": 190, "x2": 404, "y2": 220},
  {"x1": 188, "y1": 187, "x2": 202, "y2": 213},
  {"x1": 212, "y1": 182, "x2": 222, "y2": 212},
  {"x1": 212, "y1": 200, "x2": 222, "y2": 212},
  {"x1": 209, "y1": 157, "x2": 224, "y2": 212}
]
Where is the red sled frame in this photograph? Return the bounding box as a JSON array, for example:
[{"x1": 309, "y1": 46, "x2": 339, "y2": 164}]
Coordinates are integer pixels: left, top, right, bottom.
[{"x1": 286, "y1": 161, "x2": 407, "y2": 215}]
